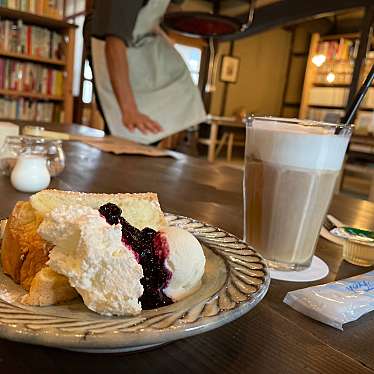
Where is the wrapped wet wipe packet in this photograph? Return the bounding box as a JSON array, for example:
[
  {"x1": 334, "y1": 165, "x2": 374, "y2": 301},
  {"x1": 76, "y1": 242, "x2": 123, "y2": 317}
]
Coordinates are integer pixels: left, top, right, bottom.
[{"x1": 283, "y1": 271, "x2": 374, "y2": 330}]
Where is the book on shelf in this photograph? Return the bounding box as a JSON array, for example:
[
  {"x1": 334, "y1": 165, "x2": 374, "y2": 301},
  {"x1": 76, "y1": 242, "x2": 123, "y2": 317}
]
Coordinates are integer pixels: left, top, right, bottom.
[
  {"x1": 307, "y1": 108, "x2": 345, "y2": 122},
  {"x1": 316, "y1": 38, "x2": 357, "y2": 61},
  {"x1": 314, "y1": 60, "x2": 353, "y2": 85},
  {"x1": 0, "y1": 57, "x2": 64, "y2": 96},
  {"x1": 307, "y1": 108, "x2": 374, "y2": 135},
  {"x1": 309, "y1": 87, "x2": 349, "y2": 107},
  {"x1": 362, "y1": 88, "x2": 374, "y2": 109},
  {"x1": 0, "y1": 19, "x2": 63, "y2": 60},
  {"x1": 0, "y1": 0, "x2": 64, "y2": 19},
  {"x1": 356, "y1": 111, "x2": 374, "y2": 134},
  {"x1": 0, "y1": 96, "x2": 63, "y2": 122},
  {"x1": 363, "y1": 59, "x2": 374, "y2": 82}
]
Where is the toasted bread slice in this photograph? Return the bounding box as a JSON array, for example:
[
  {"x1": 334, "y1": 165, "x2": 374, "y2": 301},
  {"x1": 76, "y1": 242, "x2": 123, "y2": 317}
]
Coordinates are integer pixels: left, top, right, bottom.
[{"x1": 2, "y1": 190, "x2": 167, "y2": 306}]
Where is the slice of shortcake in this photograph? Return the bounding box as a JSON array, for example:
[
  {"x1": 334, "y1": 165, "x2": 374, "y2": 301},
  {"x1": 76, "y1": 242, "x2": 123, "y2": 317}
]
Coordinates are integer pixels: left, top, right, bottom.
[{"x1": 1, "y1": 190, "x2": 167, "y2": 307}]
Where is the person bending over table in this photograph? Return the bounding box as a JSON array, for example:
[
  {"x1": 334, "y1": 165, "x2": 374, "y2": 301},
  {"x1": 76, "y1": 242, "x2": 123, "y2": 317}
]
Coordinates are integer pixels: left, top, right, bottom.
[{"x1": 84, "y1": 0, "x2": 206, "y2": 144}]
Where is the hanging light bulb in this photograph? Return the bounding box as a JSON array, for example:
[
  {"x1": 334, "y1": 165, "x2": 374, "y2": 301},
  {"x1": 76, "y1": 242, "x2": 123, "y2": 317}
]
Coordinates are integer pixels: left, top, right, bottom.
[
  {"x1": 312, "y1": 54, "x2": 326, "y2": 67},
  {"x1": 326, "y1": 72, "x2": 336, "y2": 83}
]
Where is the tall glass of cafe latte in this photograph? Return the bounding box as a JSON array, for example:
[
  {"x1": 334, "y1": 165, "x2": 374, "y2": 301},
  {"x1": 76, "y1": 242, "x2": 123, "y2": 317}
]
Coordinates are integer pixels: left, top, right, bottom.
[{"x1": 244, "y1": 117, "x2": 352, "y2": 271}]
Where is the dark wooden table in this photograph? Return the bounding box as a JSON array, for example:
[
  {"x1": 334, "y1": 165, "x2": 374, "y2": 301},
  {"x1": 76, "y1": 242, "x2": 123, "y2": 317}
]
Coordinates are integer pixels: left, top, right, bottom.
[{"x1": 1, "y1": 125, "x2": 374, "y2": 374}]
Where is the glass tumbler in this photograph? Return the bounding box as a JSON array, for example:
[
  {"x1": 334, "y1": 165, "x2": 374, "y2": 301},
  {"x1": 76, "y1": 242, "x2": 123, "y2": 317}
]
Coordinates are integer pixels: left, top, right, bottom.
[{"x1": 243, "y1": 117, "x2": 352, "y2": 271}]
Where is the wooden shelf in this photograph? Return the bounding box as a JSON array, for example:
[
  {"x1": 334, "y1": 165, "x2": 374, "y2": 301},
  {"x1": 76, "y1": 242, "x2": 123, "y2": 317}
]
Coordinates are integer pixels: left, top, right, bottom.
[
  {"x1": 320, "y1": 33, "x2": 359, "y2": 41},
  {"x1": 0, "y1": 118, "x2": 66, "y2": 125},
  {"x1": 0, "y1": 7, "x2": 74, "y2": 30},
  {"x1": 0, "y1": 50, "x2": 65, "y2": 66},
  {"x1": 0, "y1": 118, "x2": 55, "y2": 125},
  {"x1": 309, "y1": 104, "x2": 345, "y2": 110},
  {"x1": 350, "y1": 143, "x2": 374, "y2": 155},
  {"x1": 0, "y1": 8, "x2": 76, "y2": 123},
  {"x1": 320, "y1": 59, "x2": 354, "y2": 64},
  {"x1": 283, "y1": 102, "x2": 300, "y2": 108},
  {"x1": 313, "y1": 83, "x2": 350, "y2": 87},
  {"x1": 0, "y1": 89, "x2": 63, "y2": 101},
  {"x1": 300, "y1": 33, "x2": 373, "y2": 123}
]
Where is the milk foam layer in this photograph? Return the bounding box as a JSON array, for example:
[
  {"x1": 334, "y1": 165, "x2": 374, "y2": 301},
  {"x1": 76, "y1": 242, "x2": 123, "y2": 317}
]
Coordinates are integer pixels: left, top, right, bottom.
[{"x1": 246, "y1": 119, "x2": 350, "y2": 171}]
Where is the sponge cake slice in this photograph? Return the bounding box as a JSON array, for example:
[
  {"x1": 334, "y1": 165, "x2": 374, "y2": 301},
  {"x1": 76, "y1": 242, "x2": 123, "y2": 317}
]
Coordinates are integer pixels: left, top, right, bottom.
[{"x1": 1, "y1": 190, "x2": 167, "y2": 306}]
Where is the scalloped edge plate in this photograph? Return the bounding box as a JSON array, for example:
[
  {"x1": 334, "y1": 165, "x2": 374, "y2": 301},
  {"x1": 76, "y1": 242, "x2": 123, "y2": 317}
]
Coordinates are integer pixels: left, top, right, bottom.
[{"x1": 0, "y1": 213, "x2": 270, "y2": 353}]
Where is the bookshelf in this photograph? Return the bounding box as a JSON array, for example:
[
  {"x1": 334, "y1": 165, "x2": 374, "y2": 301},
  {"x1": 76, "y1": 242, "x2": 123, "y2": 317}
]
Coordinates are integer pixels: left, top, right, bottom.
[
  {"x1": 0, "y1": 2, "x2": 65, "y2": 23},
  {"x1": 0, "y1": 50, "x2": 65, "y2": 65},
  {"x1": 300, "y1": 31, "x2": 374, "y2": 201},
  {"x1": 299, "y1": 32, "x2": 374, "y2": 135},
  {"x1": 0, "y1": 88, "x2": 63, "y2": 100},
  {"x1": 0, "y1": 6, "x2": 75, "y2": 124}
]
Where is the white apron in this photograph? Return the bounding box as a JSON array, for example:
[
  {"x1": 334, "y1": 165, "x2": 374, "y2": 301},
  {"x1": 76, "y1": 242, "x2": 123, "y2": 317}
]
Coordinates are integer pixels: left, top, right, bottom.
[{"x1": 91, "y1": 0, "x2": 207, "y2": 144}]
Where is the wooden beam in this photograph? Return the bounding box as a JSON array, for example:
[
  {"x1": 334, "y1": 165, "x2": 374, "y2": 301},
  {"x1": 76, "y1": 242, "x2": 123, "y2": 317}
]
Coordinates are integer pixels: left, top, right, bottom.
[{"x1": 220, "y1": 0, "x2": 372, "y2": 41}]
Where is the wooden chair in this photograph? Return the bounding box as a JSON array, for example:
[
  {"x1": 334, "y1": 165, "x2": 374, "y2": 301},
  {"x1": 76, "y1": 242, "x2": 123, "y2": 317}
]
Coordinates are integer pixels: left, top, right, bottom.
[{"x1": 198, "y1": 116, "x2": 245, "y2": 162}]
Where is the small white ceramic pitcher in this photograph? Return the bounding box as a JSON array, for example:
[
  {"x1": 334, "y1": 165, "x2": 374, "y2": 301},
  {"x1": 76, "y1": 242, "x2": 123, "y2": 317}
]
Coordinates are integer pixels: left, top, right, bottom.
[{"x1": 11, "y1": 155, "x2": 50, "y2": 193}]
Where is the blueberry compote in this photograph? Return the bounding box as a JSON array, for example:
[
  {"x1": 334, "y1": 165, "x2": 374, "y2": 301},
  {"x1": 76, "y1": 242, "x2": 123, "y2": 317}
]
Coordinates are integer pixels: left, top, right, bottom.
[{"x1": 99, "y1": 203, "x2": 172, "y2": 309}]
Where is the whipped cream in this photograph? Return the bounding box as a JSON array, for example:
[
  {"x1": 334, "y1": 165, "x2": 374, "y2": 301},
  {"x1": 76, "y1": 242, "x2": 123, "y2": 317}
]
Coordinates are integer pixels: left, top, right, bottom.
[
  {"x1": 38, "y1": 205, "x2": 143, "y2": 316},
  {"x1": 162, "y1": 227, "x2": 205, "y2": 301}
]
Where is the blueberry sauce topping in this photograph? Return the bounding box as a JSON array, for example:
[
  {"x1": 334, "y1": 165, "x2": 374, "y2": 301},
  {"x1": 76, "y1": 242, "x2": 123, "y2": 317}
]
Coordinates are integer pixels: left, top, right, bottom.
[
  {"x1": 99, "y1": 203, "x2": 172, "y2": 309},
  {"x1": 137, "y1": 230, "x2": 172, "y2": 309},
  {"x1": 98, "y1": 203, "x2": 122, "y2": 225}
]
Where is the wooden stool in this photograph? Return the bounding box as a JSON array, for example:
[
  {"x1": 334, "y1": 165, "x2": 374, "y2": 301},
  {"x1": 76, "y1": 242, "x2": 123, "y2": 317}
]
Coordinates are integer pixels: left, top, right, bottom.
[
  {"x1": 198, "y1": 116, "x2": 245, "y2": 162},
  {"x1": 215, "y1": 131, "x2": 235, "y2": 161}
]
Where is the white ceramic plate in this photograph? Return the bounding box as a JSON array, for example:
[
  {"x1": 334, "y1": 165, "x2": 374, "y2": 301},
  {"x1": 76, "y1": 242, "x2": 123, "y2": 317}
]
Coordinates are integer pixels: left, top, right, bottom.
[{"x1": 0, "y1": 214, "x2": 270, "y2": 353}]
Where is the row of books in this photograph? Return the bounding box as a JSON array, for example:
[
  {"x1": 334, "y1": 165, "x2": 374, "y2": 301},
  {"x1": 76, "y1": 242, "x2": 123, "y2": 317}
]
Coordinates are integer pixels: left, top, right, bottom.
[
  {"x1": 316, "y1": 39, "x2": 358, "y2": 62},
  {"x1": 314, "y1": 72, "x2": 352, "y2": 85},
  {"x1": 0, "y1": 58, "x2": 64, "y2": 96},
  {"x1": 309, "y1": 87, "x2": 349, "y2": 107},
  {"x1": 317, "y1": 61, "x2": 354, "y2": 74},
  {"x1": 309, "y1": 87, "x2": 374, "y2": 108},
  {"x1": 0, "y1": 0, "x2": 64, "y2": 19},
  {"x1": 355, "y1": 115, "x2": 374, "y2": 134},
  {"x1": 307, "y1": 108, "x2": 374, "y2": 134},
  {"x1": 307, "y1": 108, "x2": 344, "y2": 122},
  {"x1": 363, "y1": 60, "x2": 374, "y2": 80},
  {"x1": 0, "y1": 19, "x2": 63, "y2": 60},
  {"x1": 0, "y1": 97, "x2": 63, "y2": 122},
  {"x1": 362, "y1": 88, "x2": 374, "y2": 108},
  {"x1": 355, "y1": 111, "x2": 374, "y2": 134}
]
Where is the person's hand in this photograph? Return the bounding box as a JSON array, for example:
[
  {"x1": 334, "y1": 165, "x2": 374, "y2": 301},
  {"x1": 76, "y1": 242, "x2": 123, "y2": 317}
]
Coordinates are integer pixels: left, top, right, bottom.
[{"x1": 122, "y1": 108, "x2": 162, "y2": 134}]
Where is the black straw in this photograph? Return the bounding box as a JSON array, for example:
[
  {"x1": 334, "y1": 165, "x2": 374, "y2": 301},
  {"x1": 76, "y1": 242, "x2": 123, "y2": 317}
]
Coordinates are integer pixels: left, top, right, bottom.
[{"x1": 342, "y1": 64, "x2": 374, "y2": 125}]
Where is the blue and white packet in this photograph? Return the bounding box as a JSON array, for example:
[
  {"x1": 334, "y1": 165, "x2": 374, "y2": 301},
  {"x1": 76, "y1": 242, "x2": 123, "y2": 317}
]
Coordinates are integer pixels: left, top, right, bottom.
[{"x1": 283, "y1": 271, "x2": 374, "y2": 330}]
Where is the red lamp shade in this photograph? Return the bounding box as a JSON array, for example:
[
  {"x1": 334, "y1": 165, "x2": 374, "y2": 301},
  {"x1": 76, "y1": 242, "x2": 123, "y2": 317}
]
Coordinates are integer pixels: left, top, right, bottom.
[{"x1": 163, "y1": 12, "x2": 241, "y2": 39}]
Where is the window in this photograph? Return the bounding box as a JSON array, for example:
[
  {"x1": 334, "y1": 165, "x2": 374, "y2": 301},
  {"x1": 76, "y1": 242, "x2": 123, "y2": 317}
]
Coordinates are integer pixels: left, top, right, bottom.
[{"x1": 174, "y1": 44, "x2": 202, "y2": 85}]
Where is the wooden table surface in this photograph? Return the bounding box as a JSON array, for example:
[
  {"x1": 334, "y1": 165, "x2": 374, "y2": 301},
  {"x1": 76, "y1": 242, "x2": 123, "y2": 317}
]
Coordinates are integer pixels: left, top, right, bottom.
[{"x1": 0, "y1": 125, "x2": 374, "y2": 374}]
